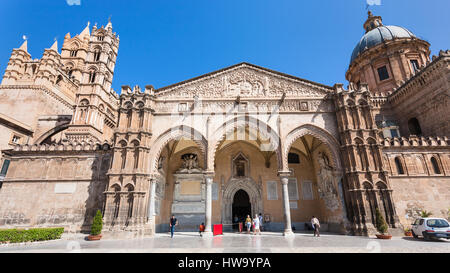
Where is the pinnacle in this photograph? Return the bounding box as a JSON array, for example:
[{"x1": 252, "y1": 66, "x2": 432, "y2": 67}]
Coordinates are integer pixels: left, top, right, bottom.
[
  {"x1": 50, "y1": 40, "x2": 58, "y2": 52},
  {"x1": 19, "y1": 40, "x2": 28, "y2": 52}
]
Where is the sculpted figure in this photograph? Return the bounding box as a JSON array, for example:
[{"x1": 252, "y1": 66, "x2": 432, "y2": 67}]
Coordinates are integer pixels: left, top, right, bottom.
[
  {"x1": 182, "y1": 153, "x2": 198, "y2": 170},
  {"x1": 317, "y1": 152, "x2": 337, "y2": 195}
]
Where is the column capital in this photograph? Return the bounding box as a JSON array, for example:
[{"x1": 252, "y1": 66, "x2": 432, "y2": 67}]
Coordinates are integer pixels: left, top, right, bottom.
[
  {"x1": 203, "y1": 171, "x2": 215, "y2": 180},
  {"x1": 278, "y1": 170, "x2": 291, "y2": 180}
]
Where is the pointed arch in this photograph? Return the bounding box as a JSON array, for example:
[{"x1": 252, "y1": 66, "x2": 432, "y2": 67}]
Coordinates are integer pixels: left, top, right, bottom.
[
  {"x1": 209, "y1": 116, "x2": 281, "y2": 172},
  {"x1": 149, "y1": 125, "x2": 208, "y2": 174},
  {"x1": 284, "y1": 124, "x2": 342, "y2": 172},
  {"x1": 35, "y1": 124, "x2": 70, "y2": 144}
]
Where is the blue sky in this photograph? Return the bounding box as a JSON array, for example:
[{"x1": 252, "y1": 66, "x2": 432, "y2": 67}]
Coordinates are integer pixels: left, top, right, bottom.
[{"x1": 0, "y1": 0, "x2": 449, "y2": 94}]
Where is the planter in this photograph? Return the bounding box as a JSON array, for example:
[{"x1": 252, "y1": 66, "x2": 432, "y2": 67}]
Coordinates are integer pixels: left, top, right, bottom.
[
  {"x1": 404, "y1": 231, "x2": 412, "y2": 237},
  {"x1": 376, "y1": 234, "x2": 392, "y2": 240},
  {"x1": 87, "y1": 234, "x2": 102, "y2": 241}
]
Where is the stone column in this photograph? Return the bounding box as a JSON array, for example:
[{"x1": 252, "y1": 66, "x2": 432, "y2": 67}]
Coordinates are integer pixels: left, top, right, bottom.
[
  {"x1": 103, "y1": 192, "x2": 116, "y2": 227},
  {"x1": 203, "y1": 172, "x2": 214, "y2": 237},
  {"x1": 148, "y1": 179, "x2": 157, "y2": 229},
  {"x1": 117, "y1": 192, "x2": 129, "y2": 228},
  {"x1": 279, "y1": 171, "x2": 294, "y2": 237}
]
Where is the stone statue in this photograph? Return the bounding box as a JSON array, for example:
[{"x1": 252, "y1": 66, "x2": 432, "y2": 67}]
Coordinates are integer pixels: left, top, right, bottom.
[
  {"x1": 316, "y1": 152, "x2": 340, "y2": 210},
  {"x1": 180, "y1": 153, "x2": 200, "y2": 172},
  {"x1": 317, "y1": 152, "x2": 334, "y2": 192}
]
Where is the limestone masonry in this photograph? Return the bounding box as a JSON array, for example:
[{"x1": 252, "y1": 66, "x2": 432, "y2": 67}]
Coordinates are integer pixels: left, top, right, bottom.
[{"x1": 0, "y1": 12, "x2": 449, "y2": 238}]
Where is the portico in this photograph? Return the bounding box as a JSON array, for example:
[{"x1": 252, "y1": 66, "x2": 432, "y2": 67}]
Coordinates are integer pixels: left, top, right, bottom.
[{"x1": 103, "y1": 63, "x2": 350, "y2": 237}]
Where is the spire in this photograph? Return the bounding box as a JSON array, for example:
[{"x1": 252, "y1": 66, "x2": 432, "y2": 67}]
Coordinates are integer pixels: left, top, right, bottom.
[
  {"x1": 363, "y1": 11, "x2": 383, "y2": 33},
  {"x1": 106, "y1": 16, "x2": 112, "y2": 30},
  {"x1": 50, "y1": 40, "x2": 58, "y2": 52},
  {"x1": 19, "y1": 40, "x2": 28, "y2": 52},
  {"x1": 80, "y1": 22, "x2": 90, "y2": 37},
  {"x1": 64, "y1": 32, "x2": 71, "y2": 39}
]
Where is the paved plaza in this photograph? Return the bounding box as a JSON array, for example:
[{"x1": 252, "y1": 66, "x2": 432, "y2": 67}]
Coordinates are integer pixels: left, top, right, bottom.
[{"x1": 0, "y1": 232, "x2": 449, "y2": 253}]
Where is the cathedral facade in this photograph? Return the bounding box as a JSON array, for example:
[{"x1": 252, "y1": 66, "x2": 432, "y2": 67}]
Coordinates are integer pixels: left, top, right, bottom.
[{"x1": 0, "y1": 13, "x2": 448, "y2": 238}]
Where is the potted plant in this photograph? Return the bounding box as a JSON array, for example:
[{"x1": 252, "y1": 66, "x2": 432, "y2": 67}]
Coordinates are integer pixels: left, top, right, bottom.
[
  {"x1": 404, "y1": 227, "x2": 412, "y2": 237},
  {"x1": 87, "y1": 210, "x2": 103, "y2": 241},
  {"x1": 375, "y1": 208, "x2": 392, "y2": 239}
]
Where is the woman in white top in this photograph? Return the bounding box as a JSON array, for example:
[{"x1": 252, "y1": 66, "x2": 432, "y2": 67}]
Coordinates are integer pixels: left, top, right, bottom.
[{"x1": 253, "y1": 214, "x2": 261, "y2": 235}]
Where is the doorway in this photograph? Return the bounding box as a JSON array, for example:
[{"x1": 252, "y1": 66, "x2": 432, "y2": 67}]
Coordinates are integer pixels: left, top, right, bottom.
[{"x1": 232, "y1": 189, "x2": 251, "y2": 230}]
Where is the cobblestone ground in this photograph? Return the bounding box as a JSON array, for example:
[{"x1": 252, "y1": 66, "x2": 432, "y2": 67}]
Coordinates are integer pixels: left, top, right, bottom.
[{"x1": 0, "y1": 232, "x2": 449, "y2": 253}]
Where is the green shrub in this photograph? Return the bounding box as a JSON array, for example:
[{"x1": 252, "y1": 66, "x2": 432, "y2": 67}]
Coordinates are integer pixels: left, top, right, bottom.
[
  {"x1": 0, "y1": 228, "x2": 64, "y2": 244},
  {"x1": 375, "y1": 208, "x2": 388, "y2": 234},
  {"x1": 420, "y1": 210, "x2": 433, "y2": 218},
  {"x1": 90, "y1": 210, "x2": 103, "y2": 236}
]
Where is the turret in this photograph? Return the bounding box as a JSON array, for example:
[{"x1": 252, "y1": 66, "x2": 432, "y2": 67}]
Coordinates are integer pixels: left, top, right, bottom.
[
  {"x1": 35, "y1": 40, "x2": 62, "y2": 86},
  {"x1": 1, "y1": 40, "x2": 31, "y2": 85}
]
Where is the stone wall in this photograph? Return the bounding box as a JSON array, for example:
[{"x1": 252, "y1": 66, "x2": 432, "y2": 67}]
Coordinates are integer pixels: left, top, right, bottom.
[
  {"x1": 388, "y1": 50, "x2": 450, "y2": 137},
  {"x1": 0, "y1": 142, "x2": 111, "y2": 233},
  {"x1": 382, "y1": 136, "x2": 450, "y2": 227}
]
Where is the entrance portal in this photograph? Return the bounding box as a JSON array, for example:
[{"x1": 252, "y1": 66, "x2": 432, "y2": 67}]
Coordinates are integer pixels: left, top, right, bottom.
[{"x1": 232, "y1": 189, "x2": 251, "y2": 230}]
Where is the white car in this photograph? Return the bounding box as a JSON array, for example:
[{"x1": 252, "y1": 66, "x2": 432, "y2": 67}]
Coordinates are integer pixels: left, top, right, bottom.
[{"x1": 411, "y1": 218, "x2": 450, "y2": 240}]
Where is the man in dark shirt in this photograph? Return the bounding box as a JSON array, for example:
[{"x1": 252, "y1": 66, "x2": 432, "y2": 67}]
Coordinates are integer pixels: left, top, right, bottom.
[{"x1": 169, "y1": 215, "x2": 178, "y2": 238}]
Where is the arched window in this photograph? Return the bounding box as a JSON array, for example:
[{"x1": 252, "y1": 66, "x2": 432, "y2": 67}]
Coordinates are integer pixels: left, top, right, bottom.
[
  {"x1": 430, "y1": 157, "x2": 441, "y2": 174},
  {"x1": 93, "y1": 47, "x2": 101, "y2": 62},
  {"x1": 131, "y1": 140, "x2": 140, "y2": 169},
  {"x1": 70, "y1": 50, "x2": 77, "y2": 57},
  {"x1": 126, "y1": 184, "x2": 134, "y2": 219},
  {"x1": 119, "y1": 141, "x2": 127, "y2": 170},
  {"x1": 88, "y1": 70, "x2": 96, "y2": 83},
  {"x1": 394, "y1": 157, "x2": 404, "y2": 175},
  {"x1": 233, "y1": 153, "x2": 248, "y2": 177},
  {"x1": 408, "y1": 118, "x2": 422, "y2": 136},
  {"x1": 31, "y1": 64, "x2": 37, "y2": 74},
  {"x1": 55, "y1": 75, "x2": 63, "y2": 85}
]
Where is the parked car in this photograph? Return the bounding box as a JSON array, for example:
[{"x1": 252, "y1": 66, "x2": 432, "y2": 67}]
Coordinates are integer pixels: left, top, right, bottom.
[{"x1": 411, "y1": 218, "x2": 450, "y2": 240}]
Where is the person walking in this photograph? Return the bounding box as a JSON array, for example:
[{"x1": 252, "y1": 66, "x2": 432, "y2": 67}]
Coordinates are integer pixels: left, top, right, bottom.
[
  {"x1": 253, "y1": 214, "x2": 261, "y2": 235},
  {"x1": 311, "y1": 216, "x2": 320, "y2": 237},
  {"x1": 245, "y1": 215, "x2": 252, "y2": 234},
  {"x1": 258, "y1": 213, "x2": 264, "y2": 232},
  {"x1": 199, "y1": 222, "x2": 205, "y2": 237},
  {"x1": 169, "y1": 215, "x2": 178, "y2": 238}
]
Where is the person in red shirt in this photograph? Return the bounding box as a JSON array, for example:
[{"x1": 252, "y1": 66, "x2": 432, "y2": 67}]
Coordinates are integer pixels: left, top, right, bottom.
[{"x1": 199, "y1": 223, "x2": 205, "y2": 237}]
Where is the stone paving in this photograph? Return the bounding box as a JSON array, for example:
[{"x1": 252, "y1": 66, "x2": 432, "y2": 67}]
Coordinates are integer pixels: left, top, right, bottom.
[{"x1": 0, "y1": 232, "x2": 449, "y2": 253}]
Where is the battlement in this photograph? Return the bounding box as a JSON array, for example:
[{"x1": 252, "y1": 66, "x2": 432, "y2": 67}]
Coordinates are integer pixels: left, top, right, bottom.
[
  {"x1": 10, "y1": 140, "x2": 111, "y2": 153},
  {"x1": 120, "y1": 85, "x2": 155, "y2": 97},
  {"x1": 382, "y1": 136, "x2": 449, "y2": 148},
  {"x1": 388, "y1": 49, "x2": 450, "y2": 105}
]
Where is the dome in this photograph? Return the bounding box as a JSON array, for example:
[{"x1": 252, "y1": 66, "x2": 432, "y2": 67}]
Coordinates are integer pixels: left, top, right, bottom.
[{"x1": 350, "y1": 25, "x2": 416, "y2": 64}]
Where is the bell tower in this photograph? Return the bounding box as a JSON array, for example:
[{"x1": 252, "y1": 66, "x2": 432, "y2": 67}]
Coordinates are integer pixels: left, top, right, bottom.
[{"x1": 65, "y1": 20, "x2": 120, "y2": 142}]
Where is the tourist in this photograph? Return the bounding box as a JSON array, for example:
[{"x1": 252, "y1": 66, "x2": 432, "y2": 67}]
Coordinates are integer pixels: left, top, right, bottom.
[
  {"x1": 199, "y1": 222, "x2": 205, "y2": 237},
  {"x1": 169, "y1": 215, "x2": 178, "y2": 238},
  {"x1": 311, "y1": 216, "x2": 320, "y2": 237},
  {"x1": 258, "y1": 213, "x2": 264, "y2": 232},
  {"x1": 253, "y1": 214, "x2": 261, "y2": 235},
  {"x1": 245, "y1": 215, "x2": 252, "y2": 234}
]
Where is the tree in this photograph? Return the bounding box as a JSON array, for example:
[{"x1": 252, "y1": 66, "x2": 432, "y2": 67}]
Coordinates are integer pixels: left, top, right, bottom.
[
  {"x1": 375, "y1": 208, "x2": 388, "y2": 234},
  {"x1": 90, "y1": 210, "x2": 103, "y2": 236}
]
